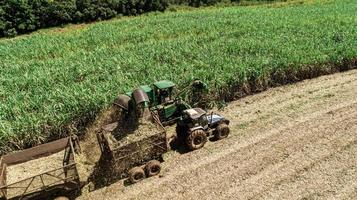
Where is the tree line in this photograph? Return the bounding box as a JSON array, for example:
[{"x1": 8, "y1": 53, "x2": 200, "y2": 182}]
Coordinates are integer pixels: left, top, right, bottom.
[
  {"x1": 0, "y1": 0, "x2": 277, "y2": 37},
  {"x1": 0, "y1": 0, "x2": 168, "y2": 37}
]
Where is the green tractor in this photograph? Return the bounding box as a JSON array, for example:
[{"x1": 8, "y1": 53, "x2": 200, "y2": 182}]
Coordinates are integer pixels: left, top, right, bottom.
[{"x1": 114, "y1": 80, "x2": 206, "y2": 125}]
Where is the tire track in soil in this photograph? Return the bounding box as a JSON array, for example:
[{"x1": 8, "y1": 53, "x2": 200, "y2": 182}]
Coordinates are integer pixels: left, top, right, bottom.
[
  {"x1": 139, "y1": 104, "x2": 357, "y2": 200},
  {"x1": 256, "y1": 139, "x2": 357, "y2": 200},
  {"x1": 78, "y1": 69, "x2": 357, "y2": 200}
]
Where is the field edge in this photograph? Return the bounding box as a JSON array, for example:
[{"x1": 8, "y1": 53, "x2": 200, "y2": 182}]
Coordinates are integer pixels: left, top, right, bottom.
[{"x1": 1, "y1": 58, "x2": 356, "y2": 155}]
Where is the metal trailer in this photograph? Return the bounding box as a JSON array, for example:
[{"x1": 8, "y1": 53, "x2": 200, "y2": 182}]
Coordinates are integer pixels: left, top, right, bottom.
[
  {"x1": 0, "y1": 136, "x2": 82, "y2": 200},
  {"x1": 97, "y1": 113, "x2": 168, "y2": 183}
]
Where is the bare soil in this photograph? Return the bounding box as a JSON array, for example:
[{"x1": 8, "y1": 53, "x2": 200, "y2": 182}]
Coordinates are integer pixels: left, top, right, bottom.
[{"x1": 78, "y1": 69, "x2": 357, "y2": 200}]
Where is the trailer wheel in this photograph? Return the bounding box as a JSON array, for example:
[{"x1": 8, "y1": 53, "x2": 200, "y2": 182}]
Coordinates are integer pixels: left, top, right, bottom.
[
  {"x1": 215, "y1": 123, "x2": 230, "y2": 140},
  {"x1": 187, "y1": 129, "x2": 207, "y2": 150},
  {"x1": 145, "y1": 160, "x2": 161, "y2": 177},
  {"x1": 129, "y1": 167, "x2": 146, "y2": 183}
]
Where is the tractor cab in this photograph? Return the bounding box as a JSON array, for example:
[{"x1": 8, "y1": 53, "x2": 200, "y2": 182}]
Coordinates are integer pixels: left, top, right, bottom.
[
  {"x1": 152, "y1": 80, "x2": 185, "y2": 124},
  {"x1": 182, "y1": 108, "x2": 209, "y2": 129},
  {"x1": 153, "y1": 80, "x2": 176, "y2": 105},
  {"x1": 181, "y1": 108, "x2": 229, "y2": 129}
]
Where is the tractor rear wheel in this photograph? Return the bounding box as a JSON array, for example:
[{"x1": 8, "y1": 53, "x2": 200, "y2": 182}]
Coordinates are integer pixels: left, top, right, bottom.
[
  {"x1": 215, "y1": 123, "x2": 230, "y2": 140},
  {"x1": 145, "y1": 160, "x2": 161, "y2": 177},
  {"x1": 186, "y1": 129, "x2": 207, "y2": 150},
  {"x1": 128, "y1": 167, "x2": 146, "y2": 183}
]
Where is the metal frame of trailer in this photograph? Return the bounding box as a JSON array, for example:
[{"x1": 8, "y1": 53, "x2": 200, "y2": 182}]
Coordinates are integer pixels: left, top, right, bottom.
[{"x1": 0, "y1": 136, "x2": 81, "y2": 200}]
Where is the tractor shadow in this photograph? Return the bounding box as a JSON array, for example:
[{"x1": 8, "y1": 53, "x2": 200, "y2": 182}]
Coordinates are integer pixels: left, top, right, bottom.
[
  {"x1": 169, "y1": 137, "x2": 190, "y2": 154},
  {"x1": 169, "y1": 136, "x2": 218, "y2": 154},
  {"x1": 87, "y1": 153, "x2": 135, "y2": 191},
  {"x1": 87, "y1": 154, "x2": 120, "y2": 191},
  {"x1": 167, "y1": 124, "x2": 191, "y2": 154}
]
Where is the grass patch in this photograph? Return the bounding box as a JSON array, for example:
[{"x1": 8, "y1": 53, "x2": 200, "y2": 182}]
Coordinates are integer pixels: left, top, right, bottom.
[{"x1": 1, "y1": 0, "x2": 357, "y2": 154}]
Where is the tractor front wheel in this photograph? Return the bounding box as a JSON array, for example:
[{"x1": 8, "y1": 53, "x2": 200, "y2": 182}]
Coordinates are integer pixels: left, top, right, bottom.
[
  {"x1": 215, "y1": 123, "x2": 230, "y2": 140},
  {"x1": 186, "y1": 129, "x2": 207, "y2": 150},
  {"x1": 129, "y1": 167, "x2": 146, "y2": 183}
]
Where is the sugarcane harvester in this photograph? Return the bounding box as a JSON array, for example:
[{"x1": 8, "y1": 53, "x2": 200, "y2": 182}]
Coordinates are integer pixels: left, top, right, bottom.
[{"x1": 114, "y1": 80, "x2": 206, "y2": 125}]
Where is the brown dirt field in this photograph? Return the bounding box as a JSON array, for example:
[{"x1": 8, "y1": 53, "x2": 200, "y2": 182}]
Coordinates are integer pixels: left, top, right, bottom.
[{"x1": 78, "y1": 69, "x2": 357, "y2": 200}]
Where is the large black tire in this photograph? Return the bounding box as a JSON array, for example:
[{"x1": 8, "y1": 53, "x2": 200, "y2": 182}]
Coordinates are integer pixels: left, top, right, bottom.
[
  {"x1": 128, "y1": 167, "x2": 146, "y2": 183},
  {"x1": 186, "y1": 129, "x2": 207, "y2": 150},
  {"x1": 215, "y1": 123, "x2": 230, "y2": 140},
  {"x1": 145, "y1": 160, "x2": 161, "y2": 177}
]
